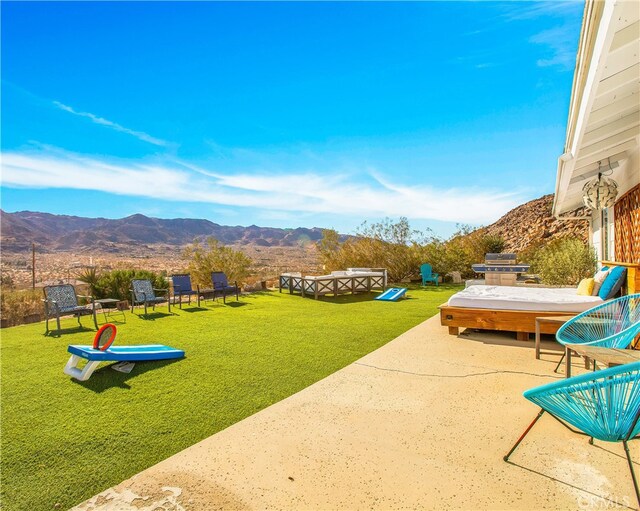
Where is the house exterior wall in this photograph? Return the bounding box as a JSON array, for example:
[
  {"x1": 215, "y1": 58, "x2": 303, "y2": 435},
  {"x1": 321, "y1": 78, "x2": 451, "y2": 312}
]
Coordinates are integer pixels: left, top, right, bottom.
[{"x1": 588, "y1": 146, "x2": 639, "y2": 263}]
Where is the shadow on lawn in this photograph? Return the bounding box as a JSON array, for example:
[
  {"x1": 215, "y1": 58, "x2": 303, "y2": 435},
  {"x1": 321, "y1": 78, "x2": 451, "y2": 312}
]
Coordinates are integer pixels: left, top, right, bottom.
[
  {"x1": 316, "y1": 293, "x2": 383, "y2": 305},
  {"x1": 315, "y1": 291, "x2": 426, "y2": 305},
  {"x1": 44, "y1": 325, "x2": 94, "y2": 338},
  {"x1": 224, "y1": 301, "x2": 248, "y2": 308},
  {"x1": 73, "y1": 358, "x2": 184, "y2": 393},
  {"x1": 176, "y1": 307, "x2": 211, "y2": 313},
  {"x1": 131, "y1": 312, "x2": 174, "y2": 321}
]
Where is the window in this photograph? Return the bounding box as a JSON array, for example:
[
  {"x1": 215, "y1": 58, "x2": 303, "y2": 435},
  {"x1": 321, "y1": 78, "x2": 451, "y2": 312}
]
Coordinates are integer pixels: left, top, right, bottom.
[{"x1": 601, "y1": 208, "x2": 610, "y2": 260}]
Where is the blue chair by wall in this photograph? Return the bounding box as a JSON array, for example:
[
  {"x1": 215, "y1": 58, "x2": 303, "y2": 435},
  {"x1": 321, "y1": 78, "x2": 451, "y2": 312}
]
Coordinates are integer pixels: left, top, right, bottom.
[
  {"x1": 171, "y1": 274, "x2": 200, "y2": 309},
  {"x1": 420, "y1": 264, "x2": 439, "y2": 286},
  {"x1": 554, "y1": 293, "x2": 640, "y2": 373},
  {"x1": 504, "y1": 361, "x2": 640, "y2": 505}
]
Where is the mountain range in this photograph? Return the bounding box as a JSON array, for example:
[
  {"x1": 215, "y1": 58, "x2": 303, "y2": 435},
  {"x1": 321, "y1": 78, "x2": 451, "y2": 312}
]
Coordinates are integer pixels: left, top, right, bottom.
[
  {"x1": 0, "y1": 211, "x2": 327, "y2": 253},
  {"x1": 0, "y1": 194, "x2": 589, "y2": 255}
]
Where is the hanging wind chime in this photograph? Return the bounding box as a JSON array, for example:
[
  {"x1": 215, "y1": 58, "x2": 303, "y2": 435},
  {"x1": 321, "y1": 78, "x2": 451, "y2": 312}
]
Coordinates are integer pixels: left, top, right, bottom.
[{"x1": 582, "y1": 160, "x2": 619, "y2": 210}]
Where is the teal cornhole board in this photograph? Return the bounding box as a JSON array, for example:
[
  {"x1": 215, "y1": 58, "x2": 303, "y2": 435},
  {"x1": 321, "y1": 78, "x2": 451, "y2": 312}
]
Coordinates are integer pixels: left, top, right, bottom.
[{"x1": 374, "y1": 288, "x2": 407, "y2": 302}]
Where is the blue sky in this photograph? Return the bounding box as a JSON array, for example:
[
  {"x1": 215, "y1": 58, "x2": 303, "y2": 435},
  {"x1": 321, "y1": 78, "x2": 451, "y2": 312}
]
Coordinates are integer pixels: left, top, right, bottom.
[{"x1": 1, "y1": 1, "x2": 584, "y2": 237}]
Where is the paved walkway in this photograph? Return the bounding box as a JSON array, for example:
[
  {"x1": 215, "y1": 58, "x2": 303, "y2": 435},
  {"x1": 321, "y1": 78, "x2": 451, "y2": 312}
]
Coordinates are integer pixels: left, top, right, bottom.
[{"x1": 74, "y1": 316, "x2": 638, "y2": 510}]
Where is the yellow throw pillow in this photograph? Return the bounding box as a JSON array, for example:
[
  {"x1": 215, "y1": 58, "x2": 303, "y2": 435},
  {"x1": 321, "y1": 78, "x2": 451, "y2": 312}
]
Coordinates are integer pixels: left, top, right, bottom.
[{"x1": 577, "y1": 278, "x2": 595, "y2": 296}]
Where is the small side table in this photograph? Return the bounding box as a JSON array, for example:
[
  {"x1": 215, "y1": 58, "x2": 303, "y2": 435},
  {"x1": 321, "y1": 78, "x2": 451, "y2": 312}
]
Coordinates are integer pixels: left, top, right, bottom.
[
  {"x1": 565, "y1": 345, "x2": 640, "y2": 378},
  {"x1": 535, "y1": 315, "x2": 575, "y2": 359},
  {"x1": 95, "y1": 298, "x2": 127, "y2": 324}
]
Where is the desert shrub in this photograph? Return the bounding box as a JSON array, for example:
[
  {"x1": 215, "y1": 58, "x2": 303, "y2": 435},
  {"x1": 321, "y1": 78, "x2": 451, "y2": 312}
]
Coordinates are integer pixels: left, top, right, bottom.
[
  {"x1": 78, "y1": 269, "x2": 168, "y2": 301},
  {"x1": 318, "y1": 218, "x2": 426, "y2": 282},
  {"x1": 77, "y1": 267, "x2": 100, "y2": 296},
  {"x1": 481, "y1": 234, "x2": 505, "y2": 254},
  {"x1": 417, "y1": 226, "x2": 503, "y2": 279},
  {"x1": 183, "y1": 237, "x2": 253, "y2": 288},
  {"x1": 516, "y1": 240, "x2": 544, "y2": 266},
  {"x1": 319, "y1": 220, "x2": 508, "y2": 283},
  {"x1": 1, "y1": 272, "x2": 16, "y2": 290},
  {"x1": 530, "y1": 237, "x2": 596, "y2": 286},
  {"x1": 0, "y1": 289, "x2": 43, "y2": 326}
]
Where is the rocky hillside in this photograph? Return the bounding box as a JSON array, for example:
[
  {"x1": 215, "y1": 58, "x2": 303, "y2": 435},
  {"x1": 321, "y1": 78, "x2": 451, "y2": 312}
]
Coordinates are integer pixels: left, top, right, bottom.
[
  {"x1": 478, "y1": 194, "x2": 589, "y2": 252},
  {"x1": 0, "y1": 211, "x2": 328, "y2": 253}
]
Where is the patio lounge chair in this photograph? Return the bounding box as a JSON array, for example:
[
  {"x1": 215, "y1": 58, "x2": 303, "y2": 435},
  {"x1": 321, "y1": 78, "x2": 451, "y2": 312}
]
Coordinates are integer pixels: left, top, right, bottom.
[
  {"x1": 420, "y1": 263, "x2": 439, "y2": 286},
  {"x1": 206, "y1": 271, "x2": 239, "y2": 304},
  {"x1": 43, "y1": 284, "x2": 98, "y2": 336},
  {"x1": 553, "y1": 293, "x2": 640, "y2": 373},
  {"x1": 504, "y1": 361, "x2": 640, "y2": 505},
  {"x1": 171, "y1": 274, "x2": 200, "y2": 308},
  {"x1": 130, "y1": 279, "x2": 171, "y2": 316}
]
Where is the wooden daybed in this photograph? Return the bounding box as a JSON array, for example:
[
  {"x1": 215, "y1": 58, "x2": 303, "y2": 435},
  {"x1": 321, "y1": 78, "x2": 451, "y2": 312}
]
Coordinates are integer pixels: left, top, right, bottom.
[
  {"x1": 439, "y1": 285, "x2": 604, "y2": 341},
  {"x1": 439, "y1": 304, "x2": 577, "y2": 341}
]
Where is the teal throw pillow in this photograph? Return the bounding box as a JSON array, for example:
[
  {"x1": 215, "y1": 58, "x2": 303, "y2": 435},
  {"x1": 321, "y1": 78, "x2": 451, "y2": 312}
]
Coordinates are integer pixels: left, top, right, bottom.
[{"x1": 598, "y1": 266, "x2": 627, "y2": 300}]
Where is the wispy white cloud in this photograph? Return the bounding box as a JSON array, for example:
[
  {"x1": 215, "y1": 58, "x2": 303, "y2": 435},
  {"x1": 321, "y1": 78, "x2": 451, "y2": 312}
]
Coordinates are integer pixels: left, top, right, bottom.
[
  {"x1": 462, "y1": 1, "x2": 582, "y2": 36},
  {"x1": 500, "y1": 1, "x2": 583, "y2": 22},
  {"x1": 460, "y1": 1, "x2": 582, "y2": 71},
  {"x1": 530, "y1": 24, "x2": 579, "y2": 70},
  {"x1": 1, "y1": 147, "x2": 526, "y2": 225},
  {"x1": 52, "y1": 101, "x2": 170, "y2": 147}
]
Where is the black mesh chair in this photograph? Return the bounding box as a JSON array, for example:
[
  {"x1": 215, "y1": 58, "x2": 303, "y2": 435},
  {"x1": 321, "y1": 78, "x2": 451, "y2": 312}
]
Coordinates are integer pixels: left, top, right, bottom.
[
  {"x1": 130, "y1": 279, "x2": 171, "y2": 316},
  {"x1": 43, "y1": 284, "x2": 97, "y2": 336}
]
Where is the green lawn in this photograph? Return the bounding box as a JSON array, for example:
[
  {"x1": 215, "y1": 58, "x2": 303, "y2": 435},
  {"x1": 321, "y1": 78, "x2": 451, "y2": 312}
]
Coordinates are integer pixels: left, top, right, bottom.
[{"x1": 1, "y1": 285, "x2": 459, "y2": 510}]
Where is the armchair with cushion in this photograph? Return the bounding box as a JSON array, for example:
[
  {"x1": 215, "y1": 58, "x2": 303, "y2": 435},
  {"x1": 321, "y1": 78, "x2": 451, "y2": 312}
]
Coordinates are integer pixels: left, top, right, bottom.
[
  {"x1": 43, "y1": 284, "x2": 97, "y2": 336},
  {"x1": 170, "y1": 274, "x2": 200, "y2": 308},
  {"x1": 130, "y1": 279, "x2": 171, "y2": 316},
  {"x1": 205, "y1": 271, "x2": 239, "y2": 304}
]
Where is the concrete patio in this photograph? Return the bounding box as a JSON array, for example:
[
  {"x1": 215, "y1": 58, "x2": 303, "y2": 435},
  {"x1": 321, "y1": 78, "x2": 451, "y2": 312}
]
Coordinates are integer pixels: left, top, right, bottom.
[{"x1": 74, "y1": 316, "x2": 638, "y2": 510}]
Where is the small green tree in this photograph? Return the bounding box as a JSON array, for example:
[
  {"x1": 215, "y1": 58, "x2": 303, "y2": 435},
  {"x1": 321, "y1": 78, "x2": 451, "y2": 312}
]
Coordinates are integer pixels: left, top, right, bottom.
[
  {"x1": 77, "y1": 267, "x2": 101, "y2": 297},
  {"x1": 183, "y1": 237, "x2": 252, "y2": 288},
  {"x1": 530, "y1": 238, "x2": 597, "y2": 286}
]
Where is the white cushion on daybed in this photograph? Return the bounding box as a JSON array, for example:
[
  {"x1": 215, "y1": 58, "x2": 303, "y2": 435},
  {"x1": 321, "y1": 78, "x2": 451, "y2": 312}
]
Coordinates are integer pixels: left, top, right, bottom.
[{"x1": 447, "y1": 285, "x2": 604, "y2": 313}]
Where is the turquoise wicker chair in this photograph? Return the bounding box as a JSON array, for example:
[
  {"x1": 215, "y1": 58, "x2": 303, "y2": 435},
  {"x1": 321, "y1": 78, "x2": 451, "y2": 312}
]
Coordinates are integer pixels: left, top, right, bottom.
[
  {"x1": 504, "y1": 361, "x2": 640, "y2": 505},
  {"x1": 420, "y1": 264, "x2": 439, "y2": 287},
  {"x1": 553, "y1": 293, "x2": 640, "y2": 373}
]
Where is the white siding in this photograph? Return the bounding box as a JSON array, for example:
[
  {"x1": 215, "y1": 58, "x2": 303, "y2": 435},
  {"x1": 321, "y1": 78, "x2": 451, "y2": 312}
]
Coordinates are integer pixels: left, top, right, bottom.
[{"x1": 591, "y1": 210, "x2": 602, "y2": 260}]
